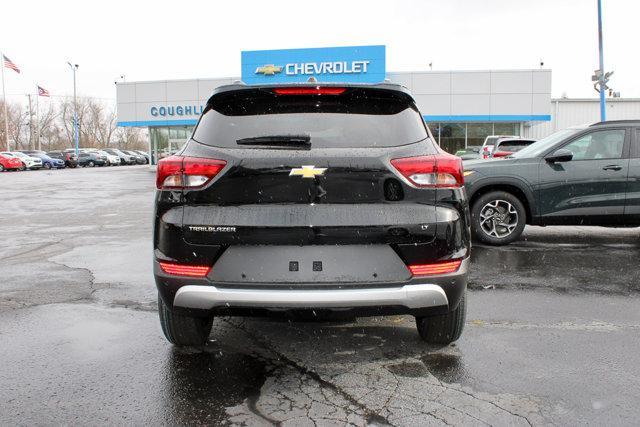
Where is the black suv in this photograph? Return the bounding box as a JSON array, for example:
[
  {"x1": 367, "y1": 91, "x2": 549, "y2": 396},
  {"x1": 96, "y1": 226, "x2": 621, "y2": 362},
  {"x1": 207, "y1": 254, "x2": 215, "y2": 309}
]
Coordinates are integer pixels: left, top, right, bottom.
[
  {"x1": 153, "y1": 83, "x2": 470, "y2": 346},
  {"x1": 47, "y1": 150, "x2": 78, "y2": 168},
  {"x1": 464, "y1": 120, "x2": 640, "y2": 245}
]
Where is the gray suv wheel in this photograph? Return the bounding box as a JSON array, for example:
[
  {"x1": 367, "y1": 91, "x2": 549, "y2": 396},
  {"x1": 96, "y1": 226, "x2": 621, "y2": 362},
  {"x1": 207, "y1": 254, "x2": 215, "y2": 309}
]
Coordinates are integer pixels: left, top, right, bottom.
[{"x1": 471, "y1": 191, "x2": 526, "y2": 245}]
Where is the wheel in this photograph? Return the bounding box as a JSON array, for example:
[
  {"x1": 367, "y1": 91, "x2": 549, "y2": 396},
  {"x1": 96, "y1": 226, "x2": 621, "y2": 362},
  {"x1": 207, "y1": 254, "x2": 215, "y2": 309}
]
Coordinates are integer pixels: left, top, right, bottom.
[
  {"x1": 416, "y1": 291, "x2": 466, "y2": 344},
  {"x1": 44, "y1": 163, "x2": 51, "y2": 170},
  {"x1": 88, "y1": 161, "x2": 95, "y2": 167},
  {"x1": 0, "y1": 164, "x2": 5, "y2": 172},
  {"x1": 19, "y1": 163, "x2": 26, "y2": 171},
  {"x1": 158, "y1": 294, "x2": 213, "y2": 346},
  {"x1": 471, "y1": 191, "x2": 526, "y2": 245}
]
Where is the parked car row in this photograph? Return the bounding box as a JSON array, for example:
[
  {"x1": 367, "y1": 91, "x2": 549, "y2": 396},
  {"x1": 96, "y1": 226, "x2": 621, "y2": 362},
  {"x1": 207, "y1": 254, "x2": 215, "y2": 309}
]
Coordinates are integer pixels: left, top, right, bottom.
[
  {"x1": 0, "y1": 149, "x2": 150, "y2": 172},
  {"x1": 455, "y1": 135, "x2": 537, "y2": 160}
]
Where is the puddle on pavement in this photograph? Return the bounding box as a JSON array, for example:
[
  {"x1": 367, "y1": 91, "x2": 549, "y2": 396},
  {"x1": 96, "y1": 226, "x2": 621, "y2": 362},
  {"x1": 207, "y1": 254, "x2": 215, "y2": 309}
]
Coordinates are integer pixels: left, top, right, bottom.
[
  {"x1": 420, "y1": 353, "x2": 465, "y2": 383},
  {"x1": 385, "y1": 353, "x2": 465, "y2": 383},
  {"x1": 385, "y1": 361, "x2": 429, "y2": 378},
  {"x1": 162, "y1": 346, "x2": 270, "y2": 425}
]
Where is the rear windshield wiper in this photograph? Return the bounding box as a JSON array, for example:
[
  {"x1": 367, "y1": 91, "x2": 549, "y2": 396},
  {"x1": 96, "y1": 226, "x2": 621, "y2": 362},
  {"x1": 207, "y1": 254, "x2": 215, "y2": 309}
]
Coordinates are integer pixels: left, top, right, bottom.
[{"x1": 236, "y1": 135, "x2": 311, "y2": 148}]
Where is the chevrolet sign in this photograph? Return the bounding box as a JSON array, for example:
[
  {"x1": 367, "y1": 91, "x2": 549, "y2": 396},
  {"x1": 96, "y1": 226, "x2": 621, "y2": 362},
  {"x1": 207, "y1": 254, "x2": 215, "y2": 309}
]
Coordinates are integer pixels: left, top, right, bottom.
[{"x1": 242, "y1": 45, "x2": 385, "y2": 85}]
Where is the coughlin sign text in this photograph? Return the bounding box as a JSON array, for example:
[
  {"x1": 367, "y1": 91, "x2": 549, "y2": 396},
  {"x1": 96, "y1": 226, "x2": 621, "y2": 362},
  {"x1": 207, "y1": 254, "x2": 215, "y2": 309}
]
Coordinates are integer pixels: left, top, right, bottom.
[{"x1": 150, "y1": 105, "x2": 204, "y2": 117}]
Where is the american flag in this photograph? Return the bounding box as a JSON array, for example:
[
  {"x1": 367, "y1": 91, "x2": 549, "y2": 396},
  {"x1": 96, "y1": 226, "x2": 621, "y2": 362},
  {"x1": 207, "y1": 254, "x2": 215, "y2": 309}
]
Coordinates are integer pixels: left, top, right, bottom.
[
  {"x1": 37, "y1": 85, "x2": 50, "y2": 97},
  {"x1": 3, "y1": 55, "x2": 20, "y2": 74}
]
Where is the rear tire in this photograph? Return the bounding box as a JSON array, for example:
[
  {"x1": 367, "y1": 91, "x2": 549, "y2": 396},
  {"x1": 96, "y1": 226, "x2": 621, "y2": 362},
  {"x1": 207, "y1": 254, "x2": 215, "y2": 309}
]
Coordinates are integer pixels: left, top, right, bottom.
[
  {"x1": 416, "y1": 291, "x2": 466, "y2": 344},
  {"x1": 158, "y1": 294, "x2": 213, "y2": 346},
  {"x1": 471, "y1": 191, "x2": 526, "y2": 245}
]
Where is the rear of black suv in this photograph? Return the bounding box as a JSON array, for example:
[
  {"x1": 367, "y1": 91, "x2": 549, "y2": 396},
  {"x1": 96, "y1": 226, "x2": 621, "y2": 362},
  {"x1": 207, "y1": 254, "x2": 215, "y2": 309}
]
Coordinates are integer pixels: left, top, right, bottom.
[{"x1": 154, "y1": 83, "x2": 470, "y2": 346}]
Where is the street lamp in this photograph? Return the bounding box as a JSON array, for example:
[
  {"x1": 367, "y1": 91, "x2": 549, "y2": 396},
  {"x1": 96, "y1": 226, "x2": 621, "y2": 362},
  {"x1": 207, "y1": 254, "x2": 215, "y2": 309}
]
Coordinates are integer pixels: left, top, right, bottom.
[{"x1": 67, "y1": 62, "x2": 79, "y2": 155}]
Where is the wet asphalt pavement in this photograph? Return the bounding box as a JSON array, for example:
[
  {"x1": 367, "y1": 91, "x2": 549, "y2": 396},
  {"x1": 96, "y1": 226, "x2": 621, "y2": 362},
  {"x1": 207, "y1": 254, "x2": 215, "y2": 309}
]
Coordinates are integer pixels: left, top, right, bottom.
[{"x1": 1, "y1": 166, "x2": 639, "y2": 426}]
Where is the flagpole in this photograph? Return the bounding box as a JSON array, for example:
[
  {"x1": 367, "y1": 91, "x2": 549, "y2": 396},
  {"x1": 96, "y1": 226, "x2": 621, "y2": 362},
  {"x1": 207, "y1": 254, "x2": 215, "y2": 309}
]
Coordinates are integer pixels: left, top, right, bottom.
[
  {"x1": 27, "y1": 94, "x2": 33, "y2": 149},
  {"x1": 35, "y1": 85, "x2": 40, "y2": 151},
  {"x1": 1, "y1": 51, "x2": 10, "y2": 151}
]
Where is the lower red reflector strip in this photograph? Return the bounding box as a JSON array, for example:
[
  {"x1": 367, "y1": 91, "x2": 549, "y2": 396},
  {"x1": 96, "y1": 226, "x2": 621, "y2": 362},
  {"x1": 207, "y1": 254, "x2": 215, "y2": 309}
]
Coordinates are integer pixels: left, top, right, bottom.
[
  {"x1": 408, "y1": 259, "x2": 462, "y2": 276},
  {"x1": 159, "y1": 262, "x2": 211, "y2": 277}
]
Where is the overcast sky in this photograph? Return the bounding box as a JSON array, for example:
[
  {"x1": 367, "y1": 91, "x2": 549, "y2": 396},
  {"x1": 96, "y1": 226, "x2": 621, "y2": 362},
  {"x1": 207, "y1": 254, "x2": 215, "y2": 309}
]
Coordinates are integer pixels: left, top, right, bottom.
[{"x1": 2, "y1": 0, "x2": 638, "y2": 105}]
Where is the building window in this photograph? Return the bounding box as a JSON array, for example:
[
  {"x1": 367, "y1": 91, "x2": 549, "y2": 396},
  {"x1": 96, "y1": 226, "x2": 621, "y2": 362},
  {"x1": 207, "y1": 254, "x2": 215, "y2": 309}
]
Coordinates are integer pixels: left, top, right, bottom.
[
  {"x1": 427, "y1": 122, "x2": 521, "y2": 154},
  {"x1": 438, "y1": 123, "x2": 466, "y2": 154},
  {"x1": 467, "y1": 123, "x2": 494, "y2": 148},
  {"x1": 148, "y1": 126, "x2": 194, "y2": 165},
  {"x1": 494, "y1": 123, "x2": 519, "y2": 136},
  {"x1": 149, "y1": 127, "x2": 168, "y2": 165}
]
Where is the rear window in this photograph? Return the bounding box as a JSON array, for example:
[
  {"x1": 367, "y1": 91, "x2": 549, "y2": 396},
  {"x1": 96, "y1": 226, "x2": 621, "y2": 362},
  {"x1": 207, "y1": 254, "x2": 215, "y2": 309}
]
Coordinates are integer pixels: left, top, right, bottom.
[
  {"x1": 192, "y1": 87, "x2": 431, "y2": 149},
  {"x1": 484, "y1": 137, "x2": 499, "y2": 147},
  {"x1": 496, "y1": 140, "x2": 533, "y2": 152}
]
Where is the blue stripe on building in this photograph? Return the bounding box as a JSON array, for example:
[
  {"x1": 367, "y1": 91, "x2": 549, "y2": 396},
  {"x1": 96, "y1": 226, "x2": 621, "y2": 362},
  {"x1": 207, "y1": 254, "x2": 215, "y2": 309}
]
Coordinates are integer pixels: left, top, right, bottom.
[
  {"x1": 119, "y1": 114, "x2": 552, "y2": 128},
  {"x1": 117, "y1": 119, "x2": 199, "y2": 127},
  {"x1": 423, "y1": 115, "x2": 551, "y2": 122}
]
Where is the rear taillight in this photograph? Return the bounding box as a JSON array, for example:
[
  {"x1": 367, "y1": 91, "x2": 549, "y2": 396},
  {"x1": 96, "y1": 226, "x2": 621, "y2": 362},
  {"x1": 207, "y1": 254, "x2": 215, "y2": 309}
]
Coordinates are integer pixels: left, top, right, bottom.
[
  {"x1": 273, "y1": 87, "x2": 346, "y2": 95},
  {"x1": 156, "y1": 156, "x2": 226, "y2": 189},
  {"x1": 158, "y1": 261, "x2": 211, "y2": 277},
  {"x1": 408, "y1": 259, "x2": 462, "y2": 276},
  {"x1": 390, "y1": 155, "x2": 463, "y2": 188}
]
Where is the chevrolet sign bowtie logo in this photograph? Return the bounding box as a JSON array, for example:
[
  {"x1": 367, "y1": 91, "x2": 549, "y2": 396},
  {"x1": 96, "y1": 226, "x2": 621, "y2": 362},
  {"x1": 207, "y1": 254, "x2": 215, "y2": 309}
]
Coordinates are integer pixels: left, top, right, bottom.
[
  {"x1": 255, "y1": 64, "x2": 283, "y2": 75},
  {"x1": 289, "y1": 165, "x2": 327, "y2": 179}
]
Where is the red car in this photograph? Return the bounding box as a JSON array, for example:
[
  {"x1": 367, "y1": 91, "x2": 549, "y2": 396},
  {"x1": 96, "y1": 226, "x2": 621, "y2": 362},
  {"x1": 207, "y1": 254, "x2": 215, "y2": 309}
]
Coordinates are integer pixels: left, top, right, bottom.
[{"x1": 0, "y1": 153, "x2": 23, "y2": 172}]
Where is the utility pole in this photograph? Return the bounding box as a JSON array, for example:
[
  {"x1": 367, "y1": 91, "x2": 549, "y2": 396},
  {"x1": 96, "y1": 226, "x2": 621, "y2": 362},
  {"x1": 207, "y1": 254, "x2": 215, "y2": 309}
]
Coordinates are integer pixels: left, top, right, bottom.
[
  {"x1": 35, "y1": 85, "x2": 40, "y2": 151},
  {"x1": 27, "y1": 94, "x2": 33, "y2": 149},
  {"x1": 67, "y1": 62, "x2": 79, "y2": 154},
  {"x1": 597, "y1": 0, "x2": 606, "y2": 121}
]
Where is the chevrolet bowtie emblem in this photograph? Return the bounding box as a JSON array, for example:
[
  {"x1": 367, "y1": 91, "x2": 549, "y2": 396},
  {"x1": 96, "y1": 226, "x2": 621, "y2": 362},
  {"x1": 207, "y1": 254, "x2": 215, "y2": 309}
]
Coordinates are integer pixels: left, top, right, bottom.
[
  {"x1": 289, "y1": 165, "x2": 327, "y2": 179},
  {"x1": 255, "y1": 64, "x2": 283, "y2": 76}
]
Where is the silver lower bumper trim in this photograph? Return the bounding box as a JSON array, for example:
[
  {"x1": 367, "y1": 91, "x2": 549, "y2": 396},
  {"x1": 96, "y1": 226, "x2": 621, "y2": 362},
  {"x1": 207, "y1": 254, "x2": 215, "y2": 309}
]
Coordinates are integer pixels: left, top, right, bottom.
[{"x1": 173, "y1": 284, "x2": 449, "y2": 310}]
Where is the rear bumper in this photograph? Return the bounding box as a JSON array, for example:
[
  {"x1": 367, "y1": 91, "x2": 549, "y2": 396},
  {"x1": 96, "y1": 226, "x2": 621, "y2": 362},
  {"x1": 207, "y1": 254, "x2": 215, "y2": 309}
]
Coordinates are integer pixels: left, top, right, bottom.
[
  {"x1": 174, "y1": 283, "x2": 448, "y2": 310},
  {"x1": 155, "y1": 257, "x2": 468, "y2": 317}
]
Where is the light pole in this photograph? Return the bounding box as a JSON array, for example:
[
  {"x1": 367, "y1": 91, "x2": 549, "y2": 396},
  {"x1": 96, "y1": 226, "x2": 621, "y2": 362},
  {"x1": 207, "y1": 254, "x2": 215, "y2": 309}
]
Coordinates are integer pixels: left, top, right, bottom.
[
  {"x1": 597, "y1": 0, "x2": 606, "y2": 122},
  {"x1": 67, "y1": 62, "x2": 79, "y2": 155}
]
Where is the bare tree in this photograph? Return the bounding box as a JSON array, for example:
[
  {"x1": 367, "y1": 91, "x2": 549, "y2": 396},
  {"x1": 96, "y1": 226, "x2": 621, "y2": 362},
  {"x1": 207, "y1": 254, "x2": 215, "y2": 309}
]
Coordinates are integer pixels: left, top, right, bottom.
[
  {"x1": 3, "y1": 103, "x2": 29, "y2": 150},
  {"x1": 115, "y1": 126, "x2": 146, "y2": 150},
  {"x1": 82, "y1": 100, "x2": 117, "y2": 148},
  {"x1": 2, "y1": 96, "x2": 148, "y2": 152},
  {"x1": 35, "y1": 102, "x2": 58, "y2": 150}
]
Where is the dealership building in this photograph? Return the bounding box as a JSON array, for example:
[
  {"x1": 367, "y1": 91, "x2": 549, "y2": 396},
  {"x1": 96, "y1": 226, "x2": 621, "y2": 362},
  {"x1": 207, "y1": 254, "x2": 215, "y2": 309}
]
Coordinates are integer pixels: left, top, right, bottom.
[{"x1": 115, "y1": 45, "x2": 637, "y2": 164}]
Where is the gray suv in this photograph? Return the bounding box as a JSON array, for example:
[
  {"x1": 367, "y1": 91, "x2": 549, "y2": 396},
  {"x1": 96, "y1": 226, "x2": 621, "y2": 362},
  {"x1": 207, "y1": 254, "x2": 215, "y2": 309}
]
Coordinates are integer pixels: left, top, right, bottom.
[{"x1": 464, "y1": 120, "x2": 640, "y2": 245}]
